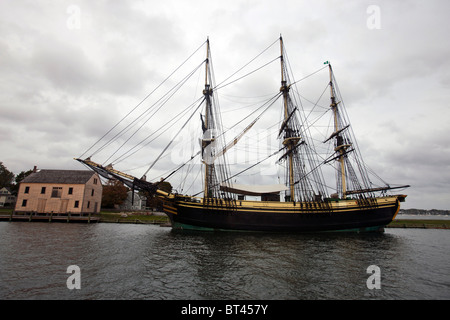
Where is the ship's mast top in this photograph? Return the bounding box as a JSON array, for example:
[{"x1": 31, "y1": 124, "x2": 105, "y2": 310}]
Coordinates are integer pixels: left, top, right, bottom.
[
  {"x1": 203, "y1": 38, "x2": 210, "y2": 198},
  {"x1": 202, "y1": 37, "x2": 215, "y2": 199},
  {"x1": 204, "y1": 37, "x2": 211, "y2": 92},
  {"x1": 279, "y1": 36, "x2": 298, "y2": 201},
  {"x1": 327, "y1": 62, "x2": 348, "y2": 198}
]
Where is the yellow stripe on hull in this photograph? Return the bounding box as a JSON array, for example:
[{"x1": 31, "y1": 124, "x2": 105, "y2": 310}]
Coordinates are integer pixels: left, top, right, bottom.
[
  {"x1": 163, "y1": 204, "x2": 178, "y2": 215},
  {"x1": 172, "y1": 195, "x2": 401, "y2": 214}
]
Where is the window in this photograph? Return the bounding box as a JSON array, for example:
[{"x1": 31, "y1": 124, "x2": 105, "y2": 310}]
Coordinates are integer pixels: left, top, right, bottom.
[
  {"x1": 24, "y1": 186, "x2": 30, "y2": 194},
  {"x1": 94, "y1": 178, "x2": 98, "y2": 185},
  {"x1": 51, "y1": 187, "x2": 62, "y2": 198},
  {"x1": 87, "y1": 201, "x2": 90, "y2": 209},
  {"x1": 91, "y1": 189, "x2": 94, "y2": 196},
  {"x1": 74, "y1": 201, "x2": 79, "y2": 208},
  {"x1": 41, "y1": 187, "x2": 46, "y2": 194},
  {"x1": 68, "y1": 187, "x2": 73, "y2": 195},
  {"x1": 22, "y1": 199, "x2": 27, "y2": 207}
]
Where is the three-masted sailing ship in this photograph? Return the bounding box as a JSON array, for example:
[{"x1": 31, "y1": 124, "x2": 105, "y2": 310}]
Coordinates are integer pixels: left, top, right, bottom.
[{"x1": 76, "y1": 36, "x2": 409, "y2": 232}]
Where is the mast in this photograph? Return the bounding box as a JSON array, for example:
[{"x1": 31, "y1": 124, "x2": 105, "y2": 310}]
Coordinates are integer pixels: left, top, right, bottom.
[
  {"x1": 203, "y1": 38, "x2": 214, "y2": 198},
  {"x1": 328, "y1": 63, "x2": 347, "y2": 198},
  {"x1": 203, "y1": 38, "x2": 210, "y2": 198},
  {"x1": 324, "y1": 63, "x2": 410, "y2": 199},
  {"x1": 279, "y1": 36, "x2": 296, "y2": 201}
]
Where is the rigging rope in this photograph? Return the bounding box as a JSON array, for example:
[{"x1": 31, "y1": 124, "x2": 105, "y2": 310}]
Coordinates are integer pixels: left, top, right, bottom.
[
  {"x1": 103, "y1": 60, "x2": 206, "y2": 165},
  {"x1": 214, "y1": 37, "x2": 280, "y2": 90},
  {"x1": 290, "y1": 65, "x2": 329, "y2": 86},
  {"x1": 79, "y1": 40, "x2": 207, "y2": 160},
  {"x1": 191, "y1": 145, "x2": 285, "y2": 197},
  {"x1": 103, "y1": 61, "x2": 206, "y2": 165},
  {"x1": 142, "y1": 97, "x2": 206, "y2": 177},
  {"x1": 112, "y1": 96, "x2": 205, "y2": 165},
  {"x1": 214, "y1": 56, "x2": 281, "y2": 91}
]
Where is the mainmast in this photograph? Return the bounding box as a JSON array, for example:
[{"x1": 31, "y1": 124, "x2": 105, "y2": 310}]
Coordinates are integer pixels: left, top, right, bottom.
[
  {"x1": 328, "y1": 64, "x2": 348, "y2": 198},
  {"x1": 203, "y1": 38, "x2": 213, "y2": 198},
  {"x1": 279, "y1": 36, "x2": 299, "y2": 201}
]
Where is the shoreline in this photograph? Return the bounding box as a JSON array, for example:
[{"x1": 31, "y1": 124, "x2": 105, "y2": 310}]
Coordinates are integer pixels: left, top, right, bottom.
[
  {"x1": 0, "y1": 211, "x2": 171, "y2": 226},
  {"x1": 0, "y1": 211, "x2": 449, "y2": 229},
  {"x1": 387, "y1": 219, "x2": 449, "y2": 229}
]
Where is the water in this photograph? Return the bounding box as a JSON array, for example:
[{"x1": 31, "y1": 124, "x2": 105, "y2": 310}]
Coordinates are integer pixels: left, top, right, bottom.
[{"x1": 0, "y1": 222, "x2": 449, "y2": 300}]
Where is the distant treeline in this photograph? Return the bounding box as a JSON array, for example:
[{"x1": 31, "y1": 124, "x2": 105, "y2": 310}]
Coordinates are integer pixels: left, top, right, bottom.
[{"x1": 399, "y1": 209, "x2": 450, "y2": 215}]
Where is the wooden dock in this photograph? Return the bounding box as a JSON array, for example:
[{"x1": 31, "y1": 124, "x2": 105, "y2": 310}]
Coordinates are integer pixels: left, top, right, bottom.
[{"x1": 0, "y1": 212, "x2": 99, "y2": 223}]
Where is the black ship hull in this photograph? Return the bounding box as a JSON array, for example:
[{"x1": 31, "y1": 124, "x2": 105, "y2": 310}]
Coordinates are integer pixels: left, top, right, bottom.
[{"x1": 163, "y1": 197, "x2": 401, "y2": 233}]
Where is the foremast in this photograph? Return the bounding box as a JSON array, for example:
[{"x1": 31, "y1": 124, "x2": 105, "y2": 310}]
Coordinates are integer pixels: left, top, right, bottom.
[{"x1": 323, "y1": 62, "x2": 409, "y2": 199}]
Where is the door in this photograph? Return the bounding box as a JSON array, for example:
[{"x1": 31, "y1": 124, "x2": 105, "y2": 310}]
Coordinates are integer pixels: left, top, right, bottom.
[
  {"x1": 60, "y1": 199, "x2": 69, "y2": 213},
  {"x1": 37, "y1": 199, "x2": 47, "y2": 213}
]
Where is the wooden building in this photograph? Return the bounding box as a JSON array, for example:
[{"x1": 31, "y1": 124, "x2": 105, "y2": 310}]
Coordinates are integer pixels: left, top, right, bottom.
[
  {"x1": 15, "y1": 169, "x2": 102, "y2": 215},
  {"x1": 119, "y1": 190, "x2": 147, "y2": 211},
  {"x1": 0, "y1": 187, "x2": 16, "y2": 207}
]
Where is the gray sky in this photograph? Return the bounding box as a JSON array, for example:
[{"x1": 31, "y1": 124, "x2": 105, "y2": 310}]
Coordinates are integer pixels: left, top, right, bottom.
[{"x1": 1, "y1": 0, "x2": 449, "y2": 210}]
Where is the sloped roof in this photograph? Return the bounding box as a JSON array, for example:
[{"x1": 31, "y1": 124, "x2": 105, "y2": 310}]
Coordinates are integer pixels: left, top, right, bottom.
[
  {"x1": 22, "y1": 170, "x2": 96, "y2": 184},
  {"x1": 0, "y1": 186, "x2": 13, "y2": 193}
]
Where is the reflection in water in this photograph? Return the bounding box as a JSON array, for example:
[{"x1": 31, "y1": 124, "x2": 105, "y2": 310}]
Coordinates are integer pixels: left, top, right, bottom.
[{"x1": 0, "y1": 223, "x2": 448, "y2": 299}]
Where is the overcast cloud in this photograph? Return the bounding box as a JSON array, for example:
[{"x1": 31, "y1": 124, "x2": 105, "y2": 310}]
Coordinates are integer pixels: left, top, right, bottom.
[{"x1": 1, "y1": 0, "x2": 449, "y2": 209}]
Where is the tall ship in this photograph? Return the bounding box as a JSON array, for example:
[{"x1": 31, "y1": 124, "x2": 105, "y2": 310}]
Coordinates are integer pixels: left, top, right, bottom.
[{"x1": 76, "y1": 36, "x2": 409, "y2": 232}]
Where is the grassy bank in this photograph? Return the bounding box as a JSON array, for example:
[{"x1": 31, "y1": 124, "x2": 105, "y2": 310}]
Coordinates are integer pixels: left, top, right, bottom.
[
  {"x1": 0, "y1": 208, "x2": 170, "y2": 225},
  {"x1": 95, "y1": 212, "x2": 170, "y2": 224},
  {"x1": 388, "y1": 219, "x2": 449, "y2": 229}
]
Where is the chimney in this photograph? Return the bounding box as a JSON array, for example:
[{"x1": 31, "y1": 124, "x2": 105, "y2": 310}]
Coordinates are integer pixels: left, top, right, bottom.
[{"x1": 33, "y1": 166, "x2": 37, "y2": 173}]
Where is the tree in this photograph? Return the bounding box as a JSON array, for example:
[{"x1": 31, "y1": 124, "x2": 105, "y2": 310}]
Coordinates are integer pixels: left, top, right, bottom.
[
  {"x1": 0, "y1": 162, "x2": 14, "y2": 188},
  {"x1": 101, "y1": 179, "x2": 129, "y2": 209},
  {"x1": 15, "y1": 170, "x2": 33, "y2": 184},
  {"x1": 10, "y1": 169, "x2": 34, "y2": 194}
]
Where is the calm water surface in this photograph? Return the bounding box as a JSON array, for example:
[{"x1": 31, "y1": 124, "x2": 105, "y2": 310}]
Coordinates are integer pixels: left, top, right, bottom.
[{"x1": 0, "y1": 222, "x2": 448, "y2": 300}]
